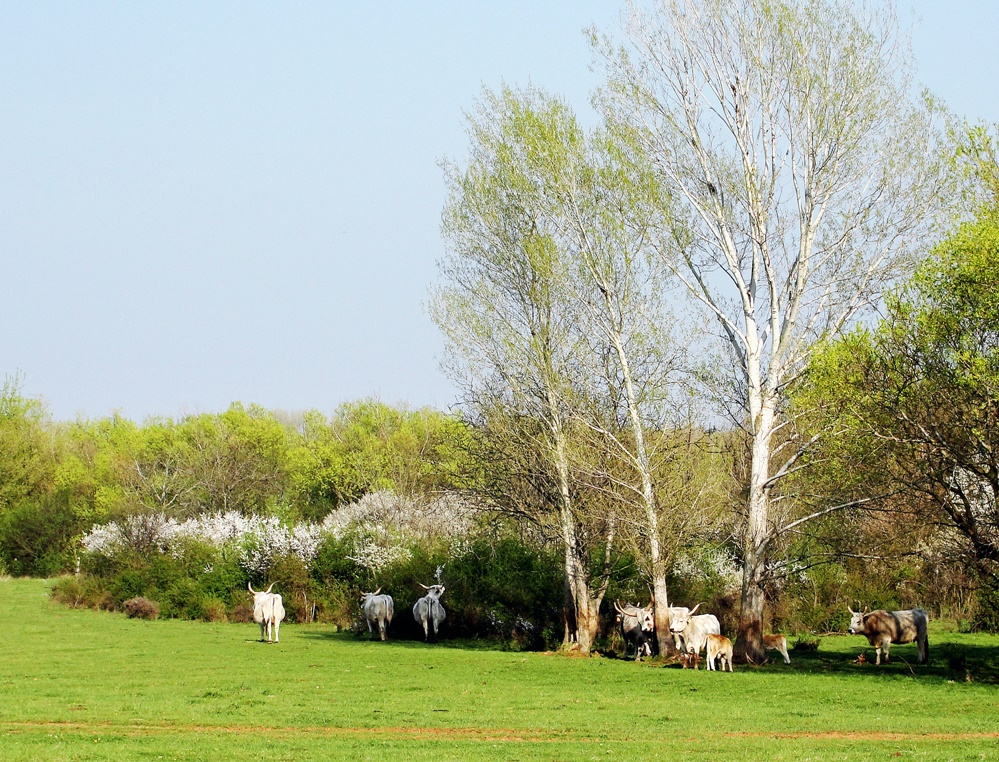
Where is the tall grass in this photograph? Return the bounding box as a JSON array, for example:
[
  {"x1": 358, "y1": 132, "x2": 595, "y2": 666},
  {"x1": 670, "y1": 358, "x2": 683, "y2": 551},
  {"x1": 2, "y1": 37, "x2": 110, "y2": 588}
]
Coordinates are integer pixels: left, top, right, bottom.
[{"x1": 1, "y1": 578, "x2": 997, "y2": 760}]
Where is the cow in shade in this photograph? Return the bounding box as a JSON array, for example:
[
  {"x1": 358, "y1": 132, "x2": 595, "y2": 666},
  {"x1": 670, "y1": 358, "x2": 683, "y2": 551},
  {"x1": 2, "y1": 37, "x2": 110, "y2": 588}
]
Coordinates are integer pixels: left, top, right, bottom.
[{"x1": 847, "y1": 607, "x2": 928, "y2": 665}]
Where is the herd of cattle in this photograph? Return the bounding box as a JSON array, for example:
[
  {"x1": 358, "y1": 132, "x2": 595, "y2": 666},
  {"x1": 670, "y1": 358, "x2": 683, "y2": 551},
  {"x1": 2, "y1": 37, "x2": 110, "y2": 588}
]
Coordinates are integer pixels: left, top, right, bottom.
[
  {"x1": 248, "y1": 582, "x2": 930, "y2": 669},
  {"x1": 613, "y1": 597, "x2": 789, "y2": 670}
]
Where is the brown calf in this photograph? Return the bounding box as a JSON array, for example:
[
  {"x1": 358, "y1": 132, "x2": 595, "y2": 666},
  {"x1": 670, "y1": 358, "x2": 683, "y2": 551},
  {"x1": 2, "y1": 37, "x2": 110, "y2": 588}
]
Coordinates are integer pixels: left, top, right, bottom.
[
  {"x1": 763, "y1": 633, "x2": 790, "y2": 664},
  {"x1": 706, "y1": 633, "x2": 733, "y2": 672}
]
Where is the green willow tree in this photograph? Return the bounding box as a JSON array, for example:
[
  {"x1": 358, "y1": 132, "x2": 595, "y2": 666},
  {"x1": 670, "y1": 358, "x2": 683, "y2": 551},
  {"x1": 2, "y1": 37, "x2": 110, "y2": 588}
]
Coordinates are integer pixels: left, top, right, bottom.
[{"x1": 595, "y1": 0, "x2": 945, "y2": 661}]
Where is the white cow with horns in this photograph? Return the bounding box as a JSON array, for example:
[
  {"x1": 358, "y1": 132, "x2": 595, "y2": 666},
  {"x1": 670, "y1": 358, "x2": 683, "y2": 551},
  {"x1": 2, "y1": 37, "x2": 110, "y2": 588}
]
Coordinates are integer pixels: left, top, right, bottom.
[
  {"x1": 668, "y1": 603, "x2": 721, "y2": 669},
  {"x1": 248, "y1": 583, "x2": 286, "y2": 643},
  {"x1": 360, "y1": 588, "x2": 394, "y2": 641},
  {"x1": 413, "y1": 583, "x2": 446, "y2": 642}
]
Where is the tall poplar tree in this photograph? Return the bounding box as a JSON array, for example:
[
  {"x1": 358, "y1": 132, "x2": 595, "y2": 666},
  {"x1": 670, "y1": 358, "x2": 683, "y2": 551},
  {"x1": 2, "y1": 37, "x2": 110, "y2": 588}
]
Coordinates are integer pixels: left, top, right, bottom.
[{"x1": 596, "y1": 0, "x2": 945, "y2": 660}]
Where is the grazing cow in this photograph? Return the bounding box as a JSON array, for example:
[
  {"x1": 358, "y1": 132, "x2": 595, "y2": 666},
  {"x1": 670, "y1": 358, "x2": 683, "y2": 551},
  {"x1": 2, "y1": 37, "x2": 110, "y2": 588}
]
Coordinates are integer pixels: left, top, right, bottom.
[
  {"x1": 360, "y1": 588, "x2": 394, "y2": 641},
  {"x1": 706, "y1": 633, "x2": 734, "y2": 672},
  {"x1": 614, "y1": 601, "x2": 656, "y2": 660},
  {"x1": 413, "y1": 583, "x2": 446, "y2": 642},
  {"x1": 847, "y1": 607, "x2": 929, "y2": 665},
  {"x1": 764, "y1": 633, "x2": 791, "y2": 664},
  {"x1": 668, "y1": 604, "x2": 721, "y2": 669},
  {"x1": 248, "y1": 583, "x2": 286, "y2": 643}
]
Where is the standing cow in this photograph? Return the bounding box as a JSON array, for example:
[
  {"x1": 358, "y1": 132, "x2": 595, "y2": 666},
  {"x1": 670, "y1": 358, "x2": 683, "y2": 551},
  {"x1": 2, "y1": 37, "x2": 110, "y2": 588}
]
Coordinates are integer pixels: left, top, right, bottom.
[
  {"x1": 360, "y1": 588, "x2": 394, "y2": 641},
  {"x1": 248, "y1": 582, "x2": 286, "y2": 643},
  {"x1": 662, "y1": 592, "x2": 696, "y2": 653},
  {"x1": 847, "y1": 607, "x2": 929, "y2": 665},
  {"x1": 413, "y1": 583, "x2": 446, "y2": 642},
  {"x1": 668, "y1": 604, "x2": 721, "y2": 669},
  {"x1": 614, "y1": 601, "x2": 656, "y2": 660},
  {"x1": 764, "y1": 633, "x2": 791, "y2": 664},
  {"x1": 706, "y1": 633, "x2": 734, "y2": 672}
]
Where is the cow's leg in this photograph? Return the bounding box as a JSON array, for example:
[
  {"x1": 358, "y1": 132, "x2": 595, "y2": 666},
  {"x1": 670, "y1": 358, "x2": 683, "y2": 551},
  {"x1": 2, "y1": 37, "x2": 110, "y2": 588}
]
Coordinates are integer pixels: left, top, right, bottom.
[
  {"x1": 259, "y1": 621, "x2": 267, "y2": 642},
  {"x1": 274, "y1": 618, "x2": 280, "y2": 643},
  {"x1": 379, "y1": 618, "x2": 387, "y2": 641},
  {"x1": 882, "y1": 640, "x2": 889, "y2": 663},
  {"x1": 781, "y1": 646, "x2": 790, "y2": 664},
  {"x1": 875, "y1": 644, "x2": 882, "y2": 665}
]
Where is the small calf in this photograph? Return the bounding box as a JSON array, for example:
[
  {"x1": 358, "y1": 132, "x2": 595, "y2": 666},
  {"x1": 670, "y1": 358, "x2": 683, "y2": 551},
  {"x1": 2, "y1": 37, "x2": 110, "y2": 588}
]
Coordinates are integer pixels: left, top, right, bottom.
[
  {"x1": 764, "y1": 633, "x2": 791, "y2": 664},
  {"x1": 706, "y1": 633, "x2": 733, "y2": 672}
]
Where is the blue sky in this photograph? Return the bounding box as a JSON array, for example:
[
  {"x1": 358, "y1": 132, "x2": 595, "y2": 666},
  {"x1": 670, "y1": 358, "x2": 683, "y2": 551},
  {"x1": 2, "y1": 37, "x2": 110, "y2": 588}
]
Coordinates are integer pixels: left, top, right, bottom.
[{"x1": 1, "y1": 2, "x2": 996, "y2": 422}]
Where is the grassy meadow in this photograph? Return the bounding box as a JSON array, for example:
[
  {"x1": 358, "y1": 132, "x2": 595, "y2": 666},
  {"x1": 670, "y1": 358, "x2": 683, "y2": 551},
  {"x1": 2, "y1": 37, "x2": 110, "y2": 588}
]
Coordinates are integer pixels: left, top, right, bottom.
[{"x1": 2, "y1": 578, "x2": 998, "y2": 760}]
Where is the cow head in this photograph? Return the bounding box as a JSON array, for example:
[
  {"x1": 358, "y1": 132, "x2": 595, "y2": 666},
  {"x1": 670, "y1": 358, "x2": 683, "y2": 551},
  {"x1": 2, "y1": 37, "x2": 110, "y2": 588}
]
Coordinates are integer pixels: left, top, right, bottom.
[
  {"x1": 668, "y1": 602, "x2": 700, "y2": 633},
  {"x1": 420, "y1": 583, "x2": 445, "y2": 600},
  {"x1": 360, "y1": 587, "x2": 381, "y2": 604},
  {"x1": 248, "y1": 582, "x2": 275, "y2": 609},
  {"x1": 639, "y1": 607, "x2": 655, "y2": 633},
  {"x1": 846, "y1": 606, "x2": 868, "y2": 634}
]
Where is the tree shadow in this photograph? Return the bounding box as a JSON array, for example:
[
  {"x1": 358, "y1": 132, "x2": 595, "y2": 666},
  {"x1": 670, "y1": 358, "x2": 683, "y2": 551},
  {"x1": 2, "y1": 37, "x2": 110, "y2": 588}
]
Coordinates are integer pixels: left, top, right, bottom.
[{"x1": 752, "y1": 637, "x2": 999, "y2": 684}]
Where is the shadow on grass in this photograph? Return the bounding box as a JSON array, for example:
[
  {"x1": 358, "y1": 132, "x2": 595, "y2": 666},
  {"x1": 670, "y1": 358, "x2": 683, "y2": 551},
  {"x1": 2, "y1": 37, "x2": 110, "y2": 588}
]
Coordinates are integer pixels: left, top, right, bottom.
[
  {"x1": 755, "y1": 636, "x2": 999, "y2": 685},
  {"x1": 296, "y1": 628, "x2": 507, "y2": 652}
]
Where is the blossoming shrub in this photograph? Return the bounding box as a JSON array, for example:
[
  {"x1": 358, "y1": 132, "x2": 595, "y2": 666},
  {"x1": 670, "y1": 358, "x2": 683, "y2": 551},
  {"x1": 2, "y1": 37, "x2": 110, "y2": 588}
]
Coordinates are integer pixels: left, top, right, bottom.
[{"x1": 66, "y1": 491, "x2": 566, "y2": 648}]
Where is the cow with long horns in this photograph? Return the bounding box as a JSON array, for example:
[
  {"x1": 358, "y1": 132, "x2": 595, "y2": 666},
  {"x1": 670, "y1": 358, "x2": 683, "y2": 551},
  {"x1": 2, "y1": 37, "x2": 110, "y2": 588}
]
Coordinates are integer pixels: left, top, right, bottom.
[
  {"x1": 360, "y1": 588, "x2": 394, "y2": 641},
  {"x1": 413, "y1": 583, "x2": 446, "y2": 642},
  {"x1": 614, "y1": 601, "x2": 656, "y2": 660},
  {"x1": 248, "y1": 582, "x2": 286, "y2": 643}
]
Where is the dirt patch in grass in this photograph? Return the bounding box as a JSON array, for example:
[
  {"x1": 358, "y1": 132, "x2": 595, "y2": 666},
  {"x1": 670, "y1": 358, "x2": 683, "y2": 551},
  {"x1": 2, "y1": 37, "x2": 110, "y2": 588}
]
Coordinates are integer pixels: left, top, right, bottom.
[
  {"x1": 6, "y1": 721, "x2": 999, "y2": 744},
  {"x1": 0, "y1": 720, "x2": 581, "y2": 743}
]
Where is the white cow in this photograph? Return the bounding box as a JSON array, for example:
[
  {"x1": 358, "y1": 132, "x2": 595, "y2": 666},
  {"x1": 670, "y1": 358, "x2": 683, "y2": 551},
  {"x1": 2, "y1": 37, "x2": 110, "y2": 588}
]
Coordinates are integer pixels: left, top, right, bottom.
[
  {"x1": 360, "y1": 588, "x2": 394, "y2": 641},
  {"x1": 662, "y1": 592, "x2": 696, "y2": 653},
  {"x1": 413, "y1": 583, "x2": 446, "y2": 642},
  {"x1": 248, "y1": 582, "x2": 286, "y2": 643},
  {"x1": 668, "y1": 604, "x2": 721, "y2": 670}
]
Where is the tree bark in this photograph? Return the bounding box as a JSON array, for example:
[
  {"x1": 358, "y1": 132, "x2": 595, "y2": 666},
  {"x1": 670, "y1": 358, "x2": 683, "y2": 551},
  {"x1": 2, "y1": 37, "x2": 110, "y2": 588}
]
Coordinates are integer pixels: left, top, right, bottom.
[{"x1": 734, "y1": 396, "x2": 775, "y2": 664}]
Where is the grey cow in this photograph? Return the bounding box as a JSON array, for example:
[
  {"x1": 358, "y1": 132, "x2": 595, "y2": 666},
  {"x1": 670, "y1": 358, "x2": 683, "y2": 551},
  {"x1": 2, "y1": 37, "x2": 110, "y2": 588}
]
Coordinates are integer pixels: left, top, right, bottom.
[
  {"x1": 847, "y1": 606, "x2": 929, "y2": 665},
  {"x1": 614, "y1": 601, "x2": 655, "y2": 660},
  {"x1": 360, "y1": 588, "x2": 394, "y2": 641},
  {"x1": 413, "y1": 583, "x2": 446, "y2": 642}
]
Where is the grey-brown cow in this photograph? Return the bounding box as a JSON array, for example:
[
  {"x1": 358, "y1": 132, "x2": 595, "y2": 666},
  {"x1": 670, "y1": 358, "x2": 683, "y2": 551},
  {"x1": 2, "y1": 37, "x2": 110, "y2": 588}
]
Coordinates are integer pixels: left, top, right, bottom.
[{"x1": 847, "y1": 607, "x2": 929, "y2": 665}]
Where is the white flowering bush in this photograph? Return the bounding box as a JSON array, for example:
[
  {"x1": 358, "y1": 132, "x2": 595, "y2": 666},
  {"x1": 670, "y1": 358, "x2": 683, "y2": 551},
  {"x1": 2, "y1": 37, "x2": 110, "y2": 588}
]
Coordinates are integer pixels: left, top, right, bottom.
[{"x1": 80, "y1": 490, "x2": 480, "y2": 577}]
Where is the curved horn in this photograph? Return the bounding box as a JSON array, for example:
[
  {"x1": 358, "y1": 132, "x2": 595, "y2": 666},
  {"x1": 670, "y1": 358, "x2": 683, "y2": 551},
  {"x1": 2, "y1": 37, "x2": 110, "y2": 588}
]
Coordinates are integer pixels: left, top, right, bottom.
[
  {"x1": 265, "y1": 583, "x2": 274, "y2": 594},
  {"x1": 248, "y1": 582, "x2": 256, "y2": 594},
  {"x1": 373, "y1": 587, "x2": 381, "y2": 596},
  {"x1": 689, "y1": 603, "x2": 701, "y2": 615},
  {"x1": 614, "y1": 600, "x2": 625, "y2": 615},
  {"x1": 419, "y1": 583, "x2": 429, "y2": 589},
  {"x1": 847, "y1": 606, "x2": 855, "y2": 615}
]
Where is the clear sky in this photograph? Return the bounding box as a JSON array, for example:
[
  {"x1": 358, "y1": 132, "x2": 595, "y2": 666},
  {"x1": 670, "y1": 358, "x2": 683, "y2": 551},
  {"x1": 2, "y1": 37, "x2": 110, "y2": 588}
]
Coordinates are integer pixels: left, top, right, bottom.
[{"x1": 2, "y1": 1, "x2": 996, "y2": 423}]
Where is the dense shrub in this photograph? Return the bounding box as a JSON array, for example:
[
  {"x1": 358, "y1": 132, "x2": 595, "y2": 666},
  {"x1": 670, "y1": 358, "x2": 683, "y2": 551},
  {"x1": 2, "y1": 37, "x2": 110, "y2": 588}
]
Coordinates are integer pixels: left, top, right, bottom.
[
  {"x1": 0, "y1": 496, "x2": 82, "y2": 577},
  {"x1": 122, "y1": 596, "x2": 160, "y2": 620}
]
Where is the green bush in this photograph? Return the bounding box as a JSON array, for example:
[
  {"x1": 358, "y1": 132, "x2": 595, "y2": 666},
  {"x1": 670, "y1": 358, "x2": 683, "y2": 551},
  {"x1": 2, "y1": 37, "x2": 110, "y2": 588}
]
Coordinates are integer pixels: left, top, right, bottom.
[
  {"x1": 972, "y1": 575, "x2": 999, "y2": 633},
  {"x1": 0, "y1": 496, "x2": 82, "y2": 576}
]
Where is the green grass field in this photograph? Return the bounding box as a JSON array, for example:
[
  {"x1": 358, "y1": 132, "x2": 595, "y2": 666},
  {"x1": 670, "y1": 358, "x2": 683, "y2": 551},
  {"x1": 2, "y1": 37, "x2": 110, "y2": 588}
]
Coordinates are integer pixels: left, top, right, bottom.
[{"x1": 2, "y1": 578, "x2": 998, "y2": 761}]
